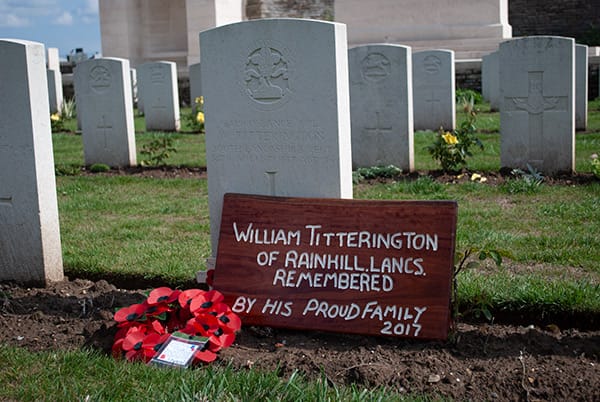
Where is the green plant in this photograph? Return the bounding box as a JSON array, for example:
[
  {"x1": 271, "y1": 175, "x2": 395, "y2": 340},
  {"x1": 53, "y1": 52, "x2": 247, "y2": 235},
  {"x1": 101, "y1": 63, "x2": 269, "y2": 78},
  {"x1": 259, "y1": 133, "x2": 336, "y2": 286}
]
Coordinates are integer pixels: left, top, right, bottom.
[
  {"x1": 182, "y1": 96, "x2": 205, "y2": 133},
  {"x1": 55, "y1": 164, "x2": 81, "y2": 176},
  {"x1": 590, "y1": 154, "x2": 600, "y2": 178},
  {"x1": 502, "y1": 164, "x2": 544, "y2": 194},
  {"x1": 60, "y1": 98, "x2": 77, "y2": 120},
  {"x1": 452, "y1": 247, "x2": 503, "y2": 323},
  {"x1": 426, "y1": 96, "x2": 484, "y2": 172},
  {"x1": 50, "y1": 113, "x2": 64, "y2": 132},
  {"x1": 353, "y1": 165, "x2": 401, "y2": 183},
  {"x1": 89, "y1": 163, "x2": 110, "y2": 173},
  {"x1": 140, "y1": 137, "x2": 177, "y2": 166},
  {"x1": 456, "y1": 88, "x2": 482, "y2": 105}
]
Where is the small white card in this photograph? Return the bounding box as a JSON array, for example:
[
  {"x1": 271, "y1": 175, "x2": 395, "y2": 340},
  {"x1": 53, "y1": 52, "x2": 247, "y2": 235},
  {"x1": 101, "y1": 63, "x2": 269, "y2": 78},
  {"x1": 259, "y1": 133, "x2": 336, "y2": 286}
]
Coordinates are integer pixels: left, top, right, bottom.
[{"x1": 149, "y1": 332, "x2": 209, "y2": 368}]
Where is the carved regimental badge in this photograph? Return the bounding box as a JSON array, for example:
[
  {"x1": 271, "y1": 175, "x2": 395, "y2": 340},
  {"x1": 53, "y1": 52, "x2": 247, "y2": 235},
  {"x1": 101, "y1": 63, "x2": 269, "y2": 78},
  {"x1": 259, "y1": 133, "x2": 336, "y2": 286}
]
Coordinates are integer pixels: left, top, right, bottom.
[
  {"x1": 423, "y1": 55, "x2": 442, "y2": 74},
  {"x1": 361, "y1": 53, "x2": 391, "y2": 82},
  {"x1": 89, "y1": 65, "x2": 111, "y2": 94},
  {"x1": 244, "y1": 42, "x2": 291, "y2": 110}
]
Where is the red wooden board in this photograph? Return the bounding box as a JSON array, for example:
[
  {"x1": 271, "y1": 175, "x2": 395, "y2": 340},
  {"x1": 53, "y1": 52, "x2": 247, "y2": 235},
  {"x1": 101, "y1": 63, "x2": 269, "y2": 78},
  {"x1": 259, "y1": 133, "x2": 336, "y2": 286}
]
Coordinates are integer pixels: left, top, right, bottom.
[{"x1": 213, "y1": 193, "x2": 457, "y2": 340}]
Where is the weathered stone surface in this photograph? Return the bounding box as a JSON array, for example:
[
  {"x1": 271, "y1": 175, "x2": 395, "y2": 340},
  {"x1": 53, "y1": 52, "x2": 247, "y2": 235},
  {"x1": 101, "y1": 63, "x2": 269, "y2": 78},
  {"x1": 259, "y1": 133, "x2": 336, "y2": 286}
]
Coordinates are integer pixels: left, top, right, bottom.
[
  {"x1": 75, "y1": 57, "x2": 137, "y2": 167},
  {"x1": 348, "y1": 44, "x2": 413, "y2": 170},
  {"x1": 499, "y1": 36, "x2": 575, "y2": 174},
  {"x1": 413, "y1": 50, "x2": 455, "y2": 131},
  {"x1": 200, "y1": 18, "x2": 353, "y2": 254},
  {"x1": 0, "y1": 39, "x2": 64, "y2": 284}
]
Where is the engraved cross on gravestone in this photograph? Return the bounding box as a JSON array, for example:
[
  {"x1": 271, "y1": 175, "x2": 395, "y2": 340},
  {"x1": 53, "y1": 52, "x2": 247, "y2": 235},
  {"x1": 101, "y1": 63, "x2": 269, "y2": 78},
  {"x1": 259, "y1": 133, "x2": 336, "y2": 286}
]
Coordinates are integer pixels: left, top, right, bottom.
[
  {"x1": 364, "y1": 111, "x2": 392, "y2": 164},
  {"x1": 425, "y1": 91, "x2": 441, "y2": 122},
  {"x1": 503, "y1": 71, "x2": 568, "y2": 167},
  {"x1": 0, "y1": 195, "x2": 12, "y2": 206},
  {"x1": 97, "y1": 115, "x2": 113, "y2": 151},
  {"x1": 265, "y1": 171, "x2": 278, "y2": 196}
]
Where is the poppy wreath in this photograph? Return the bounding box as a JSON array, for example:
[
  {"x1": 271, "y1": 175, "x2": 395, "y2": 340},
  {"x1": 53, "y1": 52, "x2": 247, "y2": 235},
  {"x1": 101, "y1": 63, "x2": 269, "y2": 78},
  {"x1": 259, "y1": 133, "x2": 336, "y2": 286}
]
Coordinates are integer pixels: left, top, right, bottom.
[{"x1": 112, "y1": 287, "x2": 242, "y2": 364}]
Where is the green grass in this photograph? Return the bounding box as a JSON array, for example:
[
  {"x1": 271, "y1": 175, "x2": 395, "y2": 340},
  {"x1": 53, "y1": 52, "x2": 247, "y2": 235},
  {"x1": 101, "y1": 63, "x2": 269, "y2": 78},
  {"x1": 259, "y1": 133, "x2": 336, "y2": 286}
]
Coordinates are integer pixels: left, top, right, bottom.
[
  {"x1": 0, "y1": 346, "x2": 435, "y2": 402},
  {"x1": 57, "y1": 176, "x2": 210, "y2": 285}
]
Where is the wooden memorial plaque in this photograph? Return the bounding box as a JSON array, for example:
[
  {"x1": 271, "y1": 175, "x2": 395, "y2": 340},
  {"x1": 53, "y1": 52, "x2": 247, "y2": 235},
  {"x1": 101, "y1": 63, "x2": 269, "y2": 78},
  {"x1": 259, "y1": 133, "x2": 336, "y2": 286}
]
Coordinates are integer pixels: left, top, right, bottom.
[{"x1": 213, "y1": 193, "x2": 457, "y2": 340}]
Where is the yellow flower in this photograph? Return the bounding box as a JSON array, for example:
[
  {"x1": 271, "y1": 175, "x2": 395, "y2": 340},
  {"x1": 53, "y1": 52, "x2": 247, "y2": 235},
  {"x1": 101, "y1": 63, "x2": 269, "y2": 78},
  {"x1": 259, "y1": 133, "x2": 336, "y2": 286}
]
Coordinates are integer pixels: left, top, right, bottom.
[
  {"x1": 196, "y1": 111, "x2": 205, "y2": 124},
  {"x1": 50, "y1": 113, "x2": 60, "y2": 121},
  {"x1": 471, "y1": 173, "x2": 487, "y2": 182},
  {"x1": 195, "y1": 96, "x2": 204, "y2": 106},
  {"x1": 442, "y1": 132, "x2": 458, "y2": 145}
]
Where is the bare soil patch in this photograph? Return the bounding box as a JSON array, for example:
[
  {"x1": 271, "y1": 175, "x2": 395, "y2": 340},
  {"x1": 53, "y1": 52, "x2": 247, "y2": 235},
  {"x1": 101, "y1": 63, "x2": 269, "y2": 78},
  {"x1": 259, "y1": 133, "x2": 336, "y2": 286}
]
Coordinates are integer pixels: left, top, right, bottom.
[{"x1": 1, "y1": 278, "x2": 598, "y2": 401}]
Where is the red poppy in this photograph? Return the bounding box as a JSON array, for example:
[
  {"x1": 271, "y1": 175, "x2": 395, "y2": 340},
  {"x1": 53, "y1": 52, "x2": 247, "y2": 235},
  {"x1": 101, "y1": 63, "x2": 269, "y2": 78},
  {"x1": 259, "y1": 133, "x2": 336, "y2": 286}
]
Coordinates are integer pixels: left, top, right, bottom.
[
  {"x1": 193, "y1": 346, "x2": 217, "y2": 363},
  {"x1": 189, "y1": 290, "x2": 224, "y2": 315},
  {"x1": 178, "y1": 289, "x2": 204, "y2": 309},
  {"x1": 147, "y1": 287, "x2": 181, "y2": 305},
  {"x1": 184, "y1": 314, "x2": 220, "y2": 338},
  {"x1": 212, "y1": 302, "x2": 242, "y2": 332},
  {"x1": 122, "y1": 328, "x2": 147, "y2": 361},
  {"x1": 141, "y1": 299, "x2": 171, "y2": 318},
  {"x1": 114, "y1": 303, "x2": 146, "y2": 324},
  {"x1": 141, "y1": 333, "x2": 170, "y2": 361}
]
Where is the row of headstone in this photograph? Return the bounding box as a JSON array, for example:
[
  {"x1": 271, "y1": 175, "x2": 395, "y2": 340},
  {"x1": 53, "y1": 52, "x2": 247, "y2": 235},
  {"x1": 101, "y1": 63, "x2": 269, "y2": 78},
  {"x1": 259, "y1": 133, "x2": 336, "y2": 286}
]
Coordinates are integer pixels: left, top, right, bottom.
[
  {"x1": 348, "y1": 47, "x2": 455, "y2": 170},
  {"x1": 483, "y1": 40, "x2": 588, "y2": 132},
  {"x1": 200, "y1": 22, "x2": 588, "y2": 270},
  {"x1": 71, "y1": 59, "x2": 182, "y2": 168},
  {"x1": 47, "y1": 47, "x2": 63, "y2": 114}
]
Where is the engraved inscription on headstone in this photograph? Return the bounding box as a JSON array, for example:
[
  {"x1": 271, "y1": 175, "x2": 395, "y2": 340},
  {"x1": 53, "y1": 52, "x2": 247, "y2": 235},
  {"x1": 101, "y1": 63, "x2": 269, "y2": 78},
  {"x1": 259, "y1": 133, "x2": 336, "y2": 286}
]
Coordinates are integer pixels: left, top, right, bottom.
[
  {"x1": 150, "y1": 65, "x2": 165, "y2": 83},
  {"x1": 244, "y1": 42, "x2": 291, "y2": 109},
  {"x1": 361, "y1": 53, "x2": 391, "y2": 82},
  {"x1": 90, "y1": 66, "x2": 111, "y2": 94},
  {"x1": 503, "y1": 71, "x2": 568, "y2": 167}
]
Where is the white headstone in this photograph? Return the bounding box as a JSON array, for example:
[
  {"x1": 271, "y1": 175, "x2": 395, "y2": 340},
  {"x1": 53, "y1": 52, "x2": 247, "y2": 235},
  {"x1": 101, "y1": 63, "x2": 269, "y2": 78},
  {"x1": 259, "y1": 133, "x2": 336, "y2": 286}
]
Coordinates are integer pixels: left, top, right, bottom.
[
  {"x1": 201, "y1": 18, "x2": 353, "y2": 254},
  {"x1": 72, "y1": 66, "x2": 83, "y2": 131},
  {"x1": 576, "y1": 44, "x2": 588, "y2": 131},
  {"x1": 74, "y1": 57, "x2": 137, "y2": 167},
  {"x1": 348, "y1": 44, "x2": 414, "y2": 171},
  {"x1": 412, "y1": 50, "x2": 456, "y2": 131},
  {"x1": 46, "y1": 47, "x2": 63, "y2": 114},
  {"x1": 0, "y1": 39, "x2": 64, "y2": 284},
  {"x1": 482, "y1": 50, "x2": 500, "y2": 111},
  {"x1": 130, "y1": 68, "x2": 137, "y2": 107},
  {"x1": 499, "y1": 36, "x2": 575, "y2": 174},
  {"x1": 189, "y1": 62, "x2": 202, "y2": 113},
  {"x1": 138, "y1": 61, "x2": 180, "y2": 131}
]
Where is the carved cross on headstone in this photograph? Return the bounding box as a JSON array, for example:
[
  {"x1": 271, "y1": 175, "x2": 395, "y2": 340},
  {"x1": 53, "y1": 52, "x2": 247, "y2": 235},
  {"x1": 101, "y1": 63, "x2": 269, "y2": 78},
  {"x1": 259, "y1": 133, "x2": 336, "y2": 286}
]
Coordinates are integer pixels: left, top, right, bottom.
[
  {"x1": 97, "y1": 115, "x2": 113, "y2": 151},
  {"x1": 364, "y1": 111, "x2": 392, "y2": 164},
  {"x1": 0, "y1": 195, "x2": 12, "y2": 206},
  {"x1": 265, "y1": 171, "x2": 278, "y2": 196},
  {"x1": 425, "y1": 91, "x2": 441, "y2": 120},
  {"x1": 503, "y1": 71, "x2": 568, "y2": 168}
]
